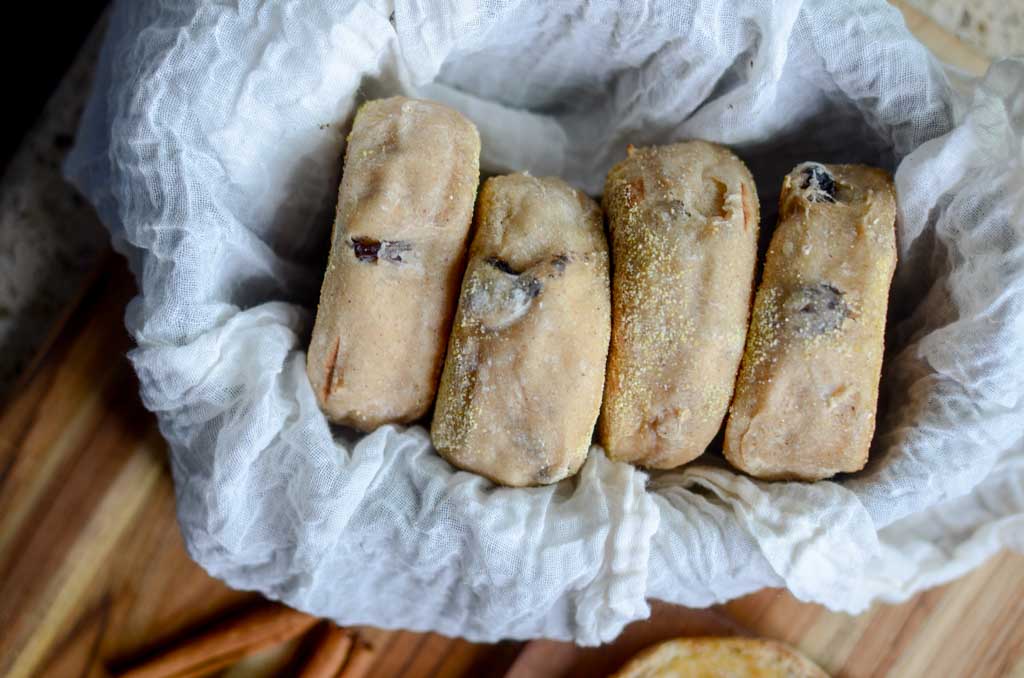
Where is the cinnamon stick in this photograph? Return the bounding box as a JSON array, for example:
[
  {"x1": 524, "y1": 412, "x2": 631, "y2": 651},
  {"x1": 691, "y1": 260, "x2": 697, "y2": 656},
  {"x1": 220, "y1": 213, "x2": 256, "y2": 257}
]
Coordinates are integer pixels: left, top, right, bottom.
[
  {"x1": 115, "y1": 602, "x2": 318, "y2": 678},
  {"x1": 298, "y1": 624, "x2": 354, "y2": 678},
  {"x1": 337, "y1": 638, "x2": 375, "y2": 678}
]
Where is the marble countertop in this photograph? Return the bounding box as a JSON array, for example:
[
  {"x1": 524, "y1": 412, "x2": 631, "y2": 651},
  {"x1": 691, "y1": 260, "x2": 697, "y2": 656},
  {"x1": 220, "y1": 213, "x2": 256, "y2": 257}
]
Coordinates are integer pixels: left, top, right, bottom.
[
  {"x1": 0, "y1": 24, "x2": 107, "y2": 396},
  {"x1": 0, "y1": 3, "x2": 1017, "y2": 398}
]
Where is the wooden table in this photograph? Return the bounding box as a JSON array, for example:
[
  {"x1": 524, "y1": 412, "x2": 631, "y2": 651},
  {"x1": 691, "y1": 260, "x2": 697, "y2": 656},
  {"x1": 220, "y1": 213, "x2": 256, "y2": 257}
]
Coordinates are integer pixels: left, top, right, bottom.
[{"x1": 1, "y1": 3, "x2": 1019, "y2": 677}]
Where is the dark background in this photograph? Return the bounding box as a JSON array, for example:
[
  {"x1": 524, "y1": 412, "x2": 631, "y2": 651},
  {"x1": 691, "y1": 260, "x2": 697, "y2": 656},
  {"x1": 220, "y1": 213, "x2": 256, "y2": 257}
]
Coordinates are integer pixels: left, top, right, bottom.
[{"x1": 0, "y1": 1, "x2": 108, "y2": 172}]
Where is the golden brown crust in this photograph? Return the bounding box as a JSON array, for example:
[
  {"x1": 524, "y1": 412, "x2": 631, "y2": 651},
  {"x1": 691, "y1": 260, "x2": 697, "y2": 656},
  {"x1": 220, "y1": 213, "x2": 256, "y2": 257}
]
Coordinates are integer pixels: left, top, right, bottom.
[
  {"x1": 600, "y1": 141, "x2": 760, "y2": 469},
  {"x1": 431, "y1": 174, "x2": 610, "y2": 487},
  {"x1": 611, "y1": 636, "x2": 829, "y2": 678},
  {"x1": 724, "y1": 163, "x2": 897, "y2": 481},
  {"x1": 306, "y1": 97, "x2": 480, "y2": 431}
]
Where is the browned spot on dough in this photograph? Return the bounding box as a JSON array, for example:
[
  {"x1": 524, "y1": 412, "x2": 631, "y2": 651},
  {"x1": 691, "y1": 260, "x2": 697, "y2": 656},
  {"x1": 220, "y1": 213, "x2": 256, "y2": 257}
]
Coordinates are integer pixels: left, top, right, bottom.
[
  {"x1": 741, "y1": 183, "x2": 752, "y2": 231},
  {"x1": 575, "y1": 188, "x2": 595, "y2": 212},
  {"x1": 324, "y1": 337, "x2": 341, "y2": 401},
  {"x1": 709, "y1": 177, "x2": 728, "y2": 217},
  {"x1": 624, "y1": 177, "x2": 645, "y2": 208}
]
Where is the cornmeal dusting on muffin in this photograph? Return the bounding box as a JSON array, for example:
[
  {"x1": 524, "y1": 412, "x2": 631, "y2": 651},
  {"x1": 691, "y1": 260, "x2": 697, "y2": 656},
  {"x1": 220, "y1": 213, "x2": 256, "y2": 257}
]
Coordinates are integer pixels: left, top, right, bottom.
[
  {"x1": 601, "y1": 141, "x2": 760, "y2": 469},
  {"x1": 432, "y1": 174, "x2": 610, "y2": 487},
  {"x1": 725, "y1": 163, "x2": 897, "y2": 481}
]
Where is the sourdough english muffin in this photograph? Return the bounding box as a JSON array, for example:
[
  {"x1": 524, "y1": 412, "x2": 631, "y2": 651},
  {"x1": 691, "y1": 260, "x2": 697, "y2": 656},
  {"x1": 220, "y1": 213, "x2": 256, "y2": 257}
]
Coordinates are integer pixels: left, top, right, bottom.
[
  {"x1": 307, "y1": 97, "x2": 480, "y2": 431},
  {"x1": 431, "y1": 174, "x2": 610, "y2": 487},
  {"x1": 724, "y1": 162, "x2": 897, "y2": 481},
  {"x1": 611, "y1": 637, "x2": 828, "y2": 678},
  {"x1": 601, "y1": 141, "x2": 759, "y2": 469}
]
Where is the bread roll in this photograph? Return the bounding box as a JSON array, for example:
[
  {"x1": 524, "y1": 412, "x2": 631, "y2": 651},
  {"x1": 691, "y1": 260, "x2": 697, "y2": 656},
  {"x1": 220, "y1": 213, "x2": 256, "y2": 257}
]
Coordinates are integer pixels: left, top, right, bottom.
[
  {"x1": 611, "y1": 637, "x2": 828, "y2": 678},
  {"x1": 724, "y1": 162, "x2": 897, "y2": 480},
  {"x1": 600, "y1": 141, "x2": 759, "y2": 468},
  {"x1": 307, "y1": 97, "x2": 480, "y2": 430},
  {"x1": 431, "y1": 174, "x2": 610, "y2": 487}
]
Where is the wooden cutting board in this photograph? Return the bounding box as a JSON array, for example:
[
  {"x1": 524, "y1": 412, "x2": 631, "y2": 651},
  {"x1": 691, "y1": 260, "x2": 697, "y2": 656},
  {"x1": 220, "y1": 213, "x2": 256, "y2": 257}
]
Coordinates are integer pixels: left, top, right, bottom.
[
  {"x1": 2, "y1": 260, "x2": 1023, "y2": 678},
  {"x1": 0, "y1": 2, "x2": 1016, "y2": 677}
]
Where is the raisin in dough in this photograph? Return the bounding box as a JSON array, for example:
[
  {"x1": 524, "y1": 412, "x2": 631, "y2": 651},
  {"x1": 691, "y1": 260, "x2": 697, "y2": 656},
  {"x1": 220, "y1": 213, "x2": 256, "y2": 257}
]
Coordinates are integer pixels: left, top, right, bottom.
[
  {"x1": 307, "y1": 97, "x2": 480, "y2": 430},
  {"x1": 724, "y1": 162, "x2": 897, "y2": 481},
  {"x1": 600, "y1": 141, "x2": 759, "y2": 469},
  {"x1": 431, "y1": 174, "x2": 610, "y2": 487}
]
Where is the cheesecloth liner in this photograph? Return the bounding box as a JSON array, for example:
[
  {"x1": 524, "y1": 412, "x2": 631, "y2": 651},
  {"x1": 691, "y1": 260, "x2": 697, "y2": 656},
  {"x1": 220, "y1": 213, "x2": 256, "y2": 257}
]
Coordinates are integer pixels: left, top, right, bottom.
[{"x1": 65, "y1": 0, "x2": 1024, "y2": 645}]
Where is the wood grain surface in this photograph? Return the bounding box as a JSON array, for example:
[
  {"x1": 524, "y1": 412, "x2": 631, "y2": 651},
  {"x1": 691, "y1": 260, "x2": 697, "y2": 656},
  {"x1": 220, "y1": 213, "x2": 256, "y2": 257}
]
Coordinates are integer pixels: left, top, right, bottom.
[
  {"x1": 1, "y1": 261, "x2": 1022, "y2": 678},
  {"x1": 1, "y1": 3, "x2": 1019, "y2": 677}
]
